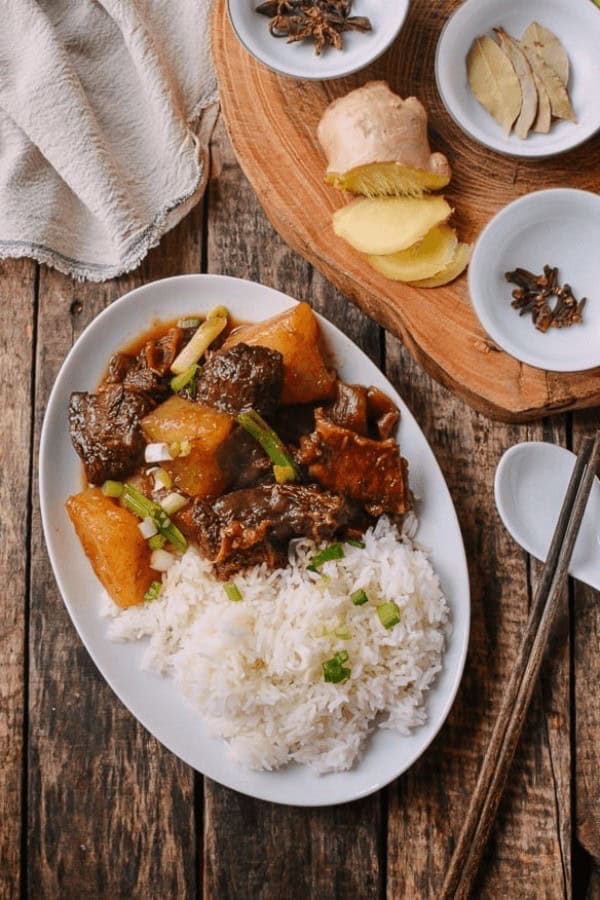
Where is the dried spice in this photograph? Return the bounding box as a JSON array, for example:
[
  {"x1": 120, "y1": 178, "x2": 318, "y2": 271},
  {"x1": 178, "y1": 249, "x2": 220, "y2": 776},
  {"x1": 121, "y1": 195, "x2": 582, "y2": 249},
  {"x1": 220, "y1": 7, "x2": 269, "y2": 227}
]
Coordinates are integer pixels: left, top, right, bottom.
[
  {"x1": 466, "y1": 23, "x2": 575, "y2": 139},
  {"x1": 494, "y1": 29, "x2": 537, "y2": 140},
  {"x1": 505, "y1": 265, "x2": 588, "y2": 333},
  {"x1": 255, "y1": 0, "x2": 372, "y2": 55},
  {"x1": 466, "y1": 36, "x2": 522, "y2": 135},
  {"x1": 522, "y1": 22, "x2": 569, "y2": 86}
]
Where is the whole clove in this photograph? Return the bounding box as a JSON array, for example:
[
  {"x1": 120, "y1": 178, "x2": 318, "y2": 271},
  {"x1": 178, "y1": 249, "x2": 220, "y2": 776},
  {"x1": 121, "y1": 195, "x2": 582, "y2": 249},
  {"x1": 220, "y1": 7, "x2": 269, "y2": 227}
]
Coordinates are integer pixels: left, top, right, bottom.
[
  {"x1": 505, "y1": 265, "x2": 589, "y2": 333},
  {"x1": 255, "y1": 0, "x2": 372, "y2": 55}
]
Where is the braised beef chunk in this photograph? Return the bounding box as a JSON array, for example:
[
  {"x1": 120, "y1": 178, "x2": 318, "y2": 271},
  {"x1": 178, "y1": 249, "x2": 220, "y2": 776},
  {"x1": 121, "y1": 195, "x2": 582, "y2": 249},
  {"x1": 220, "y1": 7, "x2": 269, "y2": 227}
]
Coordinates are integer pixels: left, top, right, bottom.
[
  {"x1": 217, "y1": 426, "x2": 273, "y2": 491},
  {"x1": 298, "y1": 410, "x2": 410, "y2": 517},
  {"x1": 366, "y1": 386, "x2": 400, "y2": 440},
  {"x1": 197, "y1": 343, "x2": 283, "y2": 417},
  {"x1": 101, "y1": 327, "x2": 184, "y2": 403},
  {"x1": 105, "y1": 352, "x2": 136, "y2": 385},
  {"x1": 69, "y1": 385, "x2": 154, "y2": 485},
  {"x1": 273, "y1": 403, "x2": 317, "y2": 445},
  {"x1": 177, "y1": 483, "x2": 353, "y2": 576},
  {"x1": 326, "y1": 382, "x2": 369, "y2": 436},
  {"x1": 142, "y1": 327, "x2": 183, "y2": 376}
]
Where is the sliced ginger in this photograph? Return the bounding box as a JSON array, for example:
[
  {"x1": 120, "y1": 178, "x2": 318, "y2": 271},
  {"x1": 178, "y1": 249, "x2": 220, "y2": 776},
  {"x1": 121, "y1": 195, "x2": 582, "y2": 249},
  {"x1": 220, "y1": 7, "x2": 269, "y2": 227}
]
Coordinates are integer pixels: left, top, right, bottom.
[
  {"x1": 409, "y1": 242, "x2": 472, "y2": 288},
  {"x1": 367, "y1": 225, "x2": 458, "y2": 282},
  {"x1": 333, "y1": 196, "x2": 452, "y2": 256}
]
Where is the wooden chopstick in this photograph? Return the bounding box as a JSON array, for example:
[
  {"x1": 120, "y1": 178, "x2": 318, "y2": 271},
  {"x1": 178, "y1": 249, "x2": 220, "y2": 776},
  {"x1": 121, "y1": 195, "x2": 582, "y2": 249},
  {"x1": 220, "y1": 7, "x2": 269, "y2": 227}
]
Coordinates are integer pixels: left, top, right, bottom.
[{"x1": 441, "y1": 430, "x2": 600, "y2": 900}]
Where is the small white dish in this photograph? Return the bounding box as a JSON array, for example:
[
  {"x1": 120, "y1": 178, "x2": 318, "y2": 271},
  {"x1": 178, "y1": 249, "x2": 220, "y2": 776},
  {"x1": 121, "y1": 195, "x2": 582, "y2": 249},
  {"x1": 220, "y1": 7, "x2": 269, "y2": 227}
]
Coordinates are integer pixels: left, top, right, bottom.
[
  {"x1": 468, "y1": 189, "x2": 600, "y2": 372},
  {"x1": 39, "y1": 274, "x2": 470, "y2": 807},
  {"x1": 495, "y1": 441, "x2": 600, "y2": 591},
  {"x1": 227, "y1": 0, "x2": 409, "y2": 81},
  {"x1": 436, "y1": 0, "x2": 600, "y2": 158}
]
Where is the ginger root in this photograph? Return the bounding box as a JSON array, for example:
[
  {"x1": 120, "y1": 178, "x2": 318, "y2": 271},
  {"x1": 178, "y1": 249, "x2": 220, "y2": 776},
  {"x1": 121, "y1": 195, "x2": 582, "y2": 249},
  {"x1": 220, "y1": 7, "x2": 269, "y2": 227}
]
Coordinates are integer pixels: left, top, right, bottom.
[{"x1": 317, "y1": 82, "x2": 451, "y2": 197}]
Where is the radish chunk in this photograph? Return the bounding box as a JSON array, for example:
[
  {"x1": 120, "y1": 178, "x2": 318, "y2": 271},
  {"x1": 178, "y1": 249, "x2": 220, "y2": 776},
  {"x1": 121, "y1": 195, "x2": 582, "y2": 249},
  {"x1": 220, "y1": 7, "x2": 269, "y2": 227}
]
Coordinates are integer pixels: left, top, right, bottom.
[
  {"x1": 65, "y1": 487, "x2": 155, "y2": 608},
  {"x1": 332, "y1": 196, "x2": 452, "y2": 256}
]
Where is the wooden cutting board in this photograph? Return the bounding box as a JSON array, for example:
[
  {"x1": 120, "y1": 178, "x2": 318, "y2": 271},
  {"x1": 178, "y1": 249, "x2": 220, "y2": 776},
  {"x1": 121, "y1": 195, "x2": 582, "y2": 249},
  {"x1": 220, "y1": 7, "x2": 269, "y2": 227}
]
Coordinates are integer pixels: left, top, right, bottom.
[{"x1": 211, "y1": 0, "x2": 600, "y2": 422}]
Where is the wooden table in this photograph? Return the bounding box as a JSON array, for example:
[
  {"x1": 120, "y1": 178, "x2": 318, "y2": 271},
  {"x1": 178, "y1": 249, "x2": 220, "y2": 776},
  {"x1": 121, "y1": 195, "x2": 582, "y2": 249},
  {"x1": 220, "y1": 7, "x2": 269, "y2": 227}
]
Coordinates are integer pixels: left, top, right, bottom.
[{"x1": 2, "y1": 112, "x2": 599, "y2": 900}]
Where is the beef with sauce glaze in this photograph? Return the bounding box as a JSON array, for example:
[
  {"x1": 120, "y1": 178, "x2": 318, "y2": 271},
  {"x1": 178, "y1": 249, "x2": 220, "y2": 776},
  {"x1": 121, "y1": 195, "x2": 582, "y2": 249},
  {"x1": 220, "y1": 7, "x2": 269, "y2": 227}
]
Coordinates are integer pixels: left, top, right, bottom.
[
  {"x1": 176, "y1": 483, "x2": 354, "y2": 577},
  {"x1": 197, "y1": 343, "x2": 283, "y2": 417},
  {"x1": 298, "y1": 409, "x2": 410, "y2": 517},
  {"x1": 69, "y1": 385, "x2": 156, "y2": 485}
]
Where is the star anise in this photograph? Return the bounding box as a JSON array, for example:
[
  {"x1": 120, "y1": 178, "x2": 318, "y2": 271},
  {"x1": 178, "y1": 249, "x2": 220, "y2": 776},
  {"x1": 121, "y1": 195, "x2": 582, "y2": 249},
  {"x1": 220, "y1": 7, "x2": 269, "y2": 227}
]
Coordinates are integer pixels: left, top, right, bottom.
[{"x1": 256, "y1": 0, "x2": 372, "y2": 55}]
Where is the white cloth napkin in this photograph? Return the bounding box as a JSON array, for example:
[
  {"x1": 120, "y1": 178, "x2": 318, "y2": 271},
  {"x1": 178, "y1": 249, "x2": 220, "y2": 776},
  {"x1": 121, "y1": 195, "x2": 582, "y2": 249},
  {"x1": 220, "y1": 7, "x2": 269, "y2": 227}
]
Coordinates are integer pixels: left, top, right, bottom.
[{"x1": 0, "y1": 0, "x2": 218, "y2": 281}]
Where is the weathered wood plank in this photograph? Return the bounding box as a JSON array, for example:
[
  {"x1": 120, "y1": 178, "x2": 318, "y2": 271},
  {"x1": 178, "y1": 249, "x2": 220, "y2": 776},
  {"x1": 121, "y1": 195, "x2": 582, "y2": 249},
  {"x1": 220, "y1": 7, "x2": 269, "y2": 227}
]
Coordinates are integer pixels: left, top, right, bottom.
[
  {"x1": 572, "y1": 409, "x2": 600, "y2": 876},
  {"x1": 384, "y1": 337, "x2": 571, "y2": 898},
  {"x1": 27, "y1": 208, "x2": 204, "y2": 898},
  {"x1": 0, "y1": 258, "x2": 37, "y2": 900},
  {"x1": 203, "y1": 116, "x2": 384, "y2": 900}
]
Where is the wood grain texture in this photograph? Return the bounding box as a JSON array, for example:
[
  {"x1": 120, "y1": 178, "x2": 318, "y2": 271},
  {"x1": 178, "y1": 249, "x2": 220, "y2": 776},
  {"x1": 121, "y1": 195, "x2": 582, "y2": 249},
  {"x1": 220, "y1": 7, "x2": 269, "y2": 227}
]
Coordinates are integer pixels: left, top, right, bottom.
[
  {"x1": 383, "y1": 342, "x2": 571, "y2": 898},
  {"x1": 0, "y1": 259, "x2": 37, "y2": 900},
  {"x1": 26, "y1": 211, "x2": 204, "y2": 899},
  {"x1": 211, "y1": 0, "x2": 600, "y2": 423},
  {"x1": 203, "y1": 114, "x2": 385, "y2": 900},
  {"x1": 572, "y1": 409, "x2": 600, "y2": 872}
]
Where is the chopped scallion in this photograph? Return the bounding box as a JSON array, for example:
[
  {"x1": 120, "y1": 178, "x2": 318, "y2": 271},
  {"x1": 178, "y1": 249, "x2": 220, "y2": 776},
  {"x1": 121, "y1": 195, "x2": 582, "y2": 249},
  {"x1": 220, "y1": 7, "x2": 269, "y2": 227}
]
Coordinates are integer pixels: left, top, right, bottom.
[
  {"x1": 322, "y1": 651, "x2": 351, "y2": 684},
  {"x1": 335, "y1": 627, "x2": 351, "y2": 640},
  {"x1": 346, "y1": 538, "x2": 366, "y2": 549},
  {"x1": 170, "y1": 363, "x2": 199, "y2": 393},
  {"x1": 351, "y1": 589, "x2": 368, "y2": 606},
  {"x1": 237, "y1": 409, "x2": 297, "y2": 482},
  {"x1": 123, "y1": 484, "x2": 187, "y2": 552},
  {"x1": 177, "y1": 316, "x2": 201, "y2": 329},
  {"x1": 307, "y1": 543, "x2": 344, "y2": 572},
  {"x1": 376, "y1": 601, "x2": 401, "y2": 630},
  {"x1": 206, "y1": 305, "x2": 229, "y2": 320},
  {"x1": 160, "y1": 492, "x2": 187, "y2": 516},
  {"x1": 144, "y1": 581, "x2": 162, "y2": 602},
  {"x1": 101, "y1": 480, "x2": 123, "y2": 498},
  {"x1": 273, "y1": 463, "x2": 296, "y2": 484},
  {"x1": 223, "y1": 582, "x2": 242, "y2": 602},
  {"x1": 145, "y1": 442, "x2": 173, "y2": 463},
  {"x1": 170, "y1": 315, "x2": 228, "y2": 374},
  {"x1": 148, "y1": 533, "x2": 166, "y2": 551}
]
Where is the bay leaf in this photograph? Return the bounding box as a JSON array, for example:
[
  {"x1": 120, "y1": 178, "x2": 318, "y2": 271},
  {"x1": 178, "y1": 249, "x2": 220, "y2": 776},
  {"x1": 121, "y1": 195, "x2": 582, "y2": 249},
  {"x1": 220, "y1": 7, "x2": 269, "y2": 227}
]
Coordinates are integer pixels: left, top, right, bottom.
[
  {"x1": 466, "y1": 35, "x2": 522, "y2": 134},
  {"x1": 521, "y1": 43, "x2": 576, "y2": 122},
  {"x1": 522, "y1": 21, "x2": 569, "y2": 86},
  {"x1": 532, "y1": 72, "x2": 552, "y2": 133},
  {"x1": 494, "y1": 28, "x2": 537, "y2": 139}
]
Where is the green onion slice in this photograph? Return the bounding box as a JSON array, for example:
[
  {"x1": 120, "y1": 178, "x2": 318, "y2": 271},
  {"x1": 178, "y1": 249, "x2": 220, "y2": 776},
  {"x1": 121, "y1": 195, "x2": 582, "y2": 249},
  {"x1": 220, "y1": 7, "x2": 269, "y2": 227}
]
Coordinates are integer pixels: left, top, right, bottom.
[
  {"x1": 223, "y1": 582, "x2": 242, "y2": 602},
  {"x1": 148, "y1": 533, "x2": 166, "y2": 551},
  {"x1": 307, "y1": 543, "x2": 344, "y2": 572},
  {"x1": 376, "y1": 601, "x2": 401, "y2": 630},
  {"x1": 322, "y1": 651, "x2": 351, "y2": 684},
  {"x1": 122, "y1": 484, "x2": 187, "y2": 552},
  {"x1": 237, "y1": 409, "x2": 297, "y2": 481},
  {"x1": 346, "y1": 538, "x2": 366, "y2": 549},
  {"x1": 101, "y1": 480, "x2": 123, "y2": 498},
  {"x1": 170, "y1": 363, "x2": 199, "y2": 393},
  {"x1": 177, "y1": 317, "x2": 201, "y2": 329},
  {"x1": 144, "y1": 581, "x2": 162, "y2": 602},
  {"x1": 351, "y1": 589, "x2": 368, "y2": 606}
]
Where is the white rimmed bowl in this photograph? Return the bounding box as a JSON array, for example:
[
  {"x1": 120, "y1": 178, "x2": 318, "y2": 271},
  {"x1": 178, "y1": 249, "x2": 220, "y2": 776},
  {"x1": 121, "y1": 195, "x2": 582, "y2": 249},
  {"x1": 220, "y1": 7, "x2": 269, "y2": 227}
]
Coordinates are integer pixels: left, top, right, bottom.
[
  {"x1": 227, "y1": 0, "x2": 409, "y2": 81},
  {"x1": 40, "y1": 274, "x2": 470, "y2": 807},
  {"x1": 468, "y1": 189, "x2": 600, "y2": 372},
  {"x1": 436, "y1": 0, "x2": 600, "y2": 158}
]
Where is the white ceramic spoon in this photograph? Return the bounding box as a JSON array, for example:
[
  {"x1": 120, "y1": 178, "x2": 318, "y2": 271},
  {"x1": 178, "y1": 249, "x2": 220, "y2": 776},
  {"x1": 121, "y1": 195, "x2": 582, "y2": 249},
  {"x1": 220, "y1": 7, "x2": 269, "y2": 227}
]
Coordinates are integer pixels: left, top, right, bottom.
[{"x1": 495, "y1": 442, "x2": 600, "y2": 591}]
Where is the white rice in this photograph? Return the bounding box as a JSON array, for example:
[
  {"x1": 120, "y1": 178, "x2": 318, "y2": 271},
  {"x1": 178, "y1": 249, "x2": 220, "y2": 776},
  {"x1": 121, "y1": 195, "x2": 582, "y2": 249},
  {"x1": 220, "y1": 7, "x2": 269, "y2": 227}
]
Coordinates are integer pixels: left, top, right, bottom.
[{"x1": 104, "y1": 516, "x2": 449, "y2": 773}]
